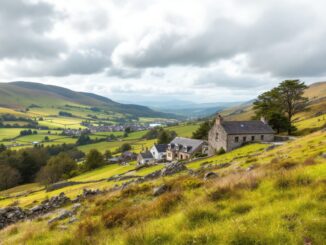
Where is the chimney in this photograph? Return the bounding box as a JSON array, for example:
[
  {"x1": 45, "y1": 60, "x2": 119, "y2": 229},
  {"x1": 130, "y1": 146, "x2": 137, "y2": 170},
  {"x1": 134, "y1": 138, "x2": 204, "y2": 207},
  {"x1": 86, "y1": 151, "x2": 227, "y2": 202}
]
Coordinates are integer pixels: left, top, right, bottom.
[
  {"x1": 260, "y1": 116, "x2": 267, "y2": 124},
  {"x1": 216, "y1": 114, "x2": 223, "y2": 125}
]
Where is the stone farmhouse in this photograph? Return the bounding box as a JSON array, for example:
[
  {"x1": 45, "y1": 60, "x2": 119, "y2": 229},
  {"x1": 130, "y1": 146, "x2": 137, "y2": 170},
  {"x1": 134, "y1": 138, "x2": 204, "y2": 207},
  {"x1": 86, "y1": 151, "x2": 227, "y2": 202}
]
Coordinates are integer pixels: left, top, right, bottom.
[
  {"x1": 150, "y1": 144, "x2": 168, "y2": 161},
  {"x1": 166, "y1": 137, "x2": 206, "y2": 161},
  {"x1": 137, "y1": 151, "x2": 154, "y2": 165},
  {"x1": 208, "y1": 114, "x2": 275, "y2": 155}
]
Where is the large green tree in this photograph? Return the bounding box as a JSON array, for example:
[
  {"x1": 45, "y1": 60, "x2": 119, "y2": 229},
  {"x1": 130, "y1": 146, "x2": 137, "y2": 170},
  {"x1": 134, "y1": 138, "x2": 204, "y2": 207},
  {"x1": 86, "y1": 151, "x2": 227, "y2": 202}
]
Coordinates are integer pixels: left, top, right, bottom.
[
  {"x1": 36, "y1": 153, "x2": 77, "y2": 185},
  {"x1": 85, "y1": 149, "x2": 105, "y2": 170},
  {"x1": 192, "y1": 120, "x2": 214, "y2": 140},
  {"x1": 254, "y1": 80, "x2": 308, "y2": 134}
]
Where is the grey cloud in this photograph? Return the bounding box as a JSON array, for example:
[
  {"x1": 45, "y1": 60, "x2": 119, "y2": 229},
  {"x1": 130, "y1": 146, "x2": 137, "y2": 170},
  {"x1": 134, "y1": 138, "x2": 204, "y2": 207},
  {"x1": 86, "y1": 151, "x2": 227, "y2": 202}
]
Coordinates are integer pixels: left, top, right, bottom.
[
  {"x1": 107, "y1": 67, "x2": 142, "y2": 78},
  {"x1": 0, "y1": 0, "x2": 66, "y2": 59},
  {"x1": 10, "y1": 50, "x2": 110, "y2": 77},
  {"x1": 117, "y1": 1, "x2": 324, "y2": 77}
]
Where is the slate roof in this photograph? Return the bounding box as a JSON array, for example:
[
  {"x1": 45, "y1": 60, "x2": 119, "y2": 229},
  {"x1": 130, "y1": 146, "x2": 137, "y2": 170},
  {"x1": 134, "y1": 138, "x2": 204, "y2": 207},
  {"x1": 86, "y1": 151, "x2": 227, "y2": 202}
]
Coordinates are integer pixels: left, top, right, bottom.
[
  {"x1": 168, "y1": 137, "x2": 204, "y2": 154},
  {"x1": 221, "y1": 121, "x2": 275, "y2": 135},
  {"x1": 153, "y1": 144, "x2": 168, "y2": 153},
  {"x1": 140, "y1": 151, "x2": 153, "y2": 159}
]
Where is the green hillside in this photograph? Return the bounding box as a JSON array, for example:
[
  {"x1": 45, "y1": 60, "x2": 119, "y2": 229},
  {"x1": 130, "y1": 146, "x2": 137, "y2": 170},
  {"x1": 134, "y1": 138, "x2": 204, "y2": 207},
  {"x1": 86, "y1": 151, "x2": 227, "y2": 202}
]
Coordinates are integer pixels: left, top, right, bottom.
[
  {"x1": 0, "y1": 82, "x2": 179, "y2": 119},
  {"x1": 0, "y1": 130, "x2": 325, "y2": 244}
]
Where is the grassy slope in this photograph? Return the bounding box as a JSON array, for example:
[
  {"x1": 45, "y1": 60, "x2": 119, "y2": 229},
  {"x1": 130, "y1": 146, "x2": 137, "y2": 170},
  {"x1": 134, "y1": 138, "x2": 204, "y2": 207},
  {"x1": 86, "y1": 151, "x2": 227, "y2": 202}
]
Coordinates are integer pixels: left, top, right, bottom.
[
  {"x1": 220, "y1": 82, "x2": 326, "y2": 135},
  {"x1": 0, "y1": 130, "x2": 325, "y2": 244}
]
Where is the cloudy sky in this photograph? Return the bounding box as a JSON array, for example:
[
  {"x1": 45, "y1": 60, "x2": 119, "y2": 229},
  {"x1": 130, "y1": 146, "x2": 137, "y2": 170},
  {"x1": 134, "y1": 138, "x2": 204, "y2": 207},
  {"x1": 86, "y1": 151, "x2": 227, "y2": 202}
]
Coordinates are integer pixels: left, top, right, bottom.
[{"x1": 0, "y1": 0, "x2": 325, "y2": 104}]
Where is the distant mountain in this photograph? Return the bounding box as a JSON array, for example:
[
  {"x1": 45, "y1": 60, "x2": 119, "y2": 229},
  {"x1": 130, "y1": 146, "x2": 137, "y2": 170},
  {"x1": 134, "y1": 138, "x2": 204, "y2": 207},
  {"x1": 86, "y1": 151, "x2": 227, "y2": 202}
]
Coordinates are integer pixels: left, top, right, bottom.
[
  {"x1": 0, "y1": 82, "x2": 180, "y2": 119},
  {"x1": 127, "y1": 99, "x2": 244, "y2": 118}
]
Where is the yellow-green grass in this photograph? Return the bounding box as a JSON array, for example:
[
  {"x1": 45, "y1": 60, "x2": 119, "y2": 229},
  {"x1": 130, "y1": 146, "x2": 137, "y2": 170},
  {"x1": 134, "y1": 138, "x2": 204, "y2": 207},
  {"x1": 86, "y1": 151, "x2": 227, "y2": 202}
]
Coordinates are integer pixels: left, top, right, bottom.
[
  {"x1": 295, "y1": 114, "x2": 326, "y2": 131},
  {"x1": 167, "y1": 123, "x2": 200, "y2": 137},
  {"x1": 70, "y1": 164, "x2": 136, "y2": 182},
  {"x1": 2, "y1": 121, "x2": 29, "y2": 126},
  {"x1": 77, "y1": 141, "x2": 131, "y2": 154},
  {"x1": 124, "y1": 130, "x2": 148, "y2": 140},
  {"x1": 187, "y1": 143, "x2": 268, "y2": 169},
  {"x1": 78, "y1": 139, "x2": 156, "y2": 154},
  {"x1": 256, "y1": 131, "x2": 326, "y2": 165},
  {"x1": 0, "y1": 183, "x2": 42, "y2": 198},
  {"x1": 1, "y1": 131, "x2": 325, "y2": 244},
  {"x1": 0, "y1": 107, "x2": 28, "y2": 117},
  {"x1": 39, "y1": 120, "x2": 85, "y2": 130},
  {"x1": 0, "y1": 128, "x2": 25, "y2": 140}
]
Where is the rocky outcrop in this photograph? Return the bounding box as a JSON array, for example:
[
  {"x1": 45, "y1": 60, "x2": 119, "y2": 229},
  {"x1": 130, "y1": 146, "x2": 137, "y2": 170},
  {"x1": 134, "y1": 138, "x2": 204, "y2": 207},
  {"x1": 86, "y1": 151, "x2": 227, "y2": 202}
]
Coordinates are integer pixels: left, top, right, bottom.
[
  {"x1": 153, "y1": 185, "x2": 169, "y2": 196},
  {"x1": 204, "y1": 172, "x2": 218, "y2": 180},
  {"x1": 161, "y1": 162, "x2": 187, "y2": 176},
  {"x1": 0, "y1": 192, "x2": 71, "y2": 230}
]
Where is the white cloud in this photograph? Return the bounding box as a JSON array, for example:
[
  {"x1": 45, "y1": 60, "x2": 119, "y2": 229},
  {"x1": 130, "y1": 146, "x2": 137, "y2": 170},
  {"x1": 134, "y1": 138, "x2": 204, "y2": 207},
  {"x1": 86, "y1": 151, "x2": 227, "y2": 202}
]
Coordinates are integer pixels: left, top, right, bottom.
[{"x1": 0, "y1": 0, "x2": 325, "y2": 103}]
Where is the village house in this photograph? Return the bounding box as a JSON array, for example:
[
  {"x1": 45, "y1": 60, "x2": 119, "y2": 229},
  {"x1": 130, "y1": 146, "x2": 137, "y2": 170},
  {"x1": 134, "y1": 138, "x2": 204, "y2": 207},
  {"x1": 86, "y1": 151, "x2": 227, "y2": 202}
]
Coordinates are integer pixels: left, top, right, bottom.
[
  {"x1": 150, "y1": 144, "x2": 168, "y2": 161},
  {"x1": 137, "y1": 151, "x2": 154, "y2": 165},
  {"x1": 166, "y1": 137, "x2": 206, "y2": 161},
  {"x1": 208, "y1": 114, "x2": 275, "y2": 155}
]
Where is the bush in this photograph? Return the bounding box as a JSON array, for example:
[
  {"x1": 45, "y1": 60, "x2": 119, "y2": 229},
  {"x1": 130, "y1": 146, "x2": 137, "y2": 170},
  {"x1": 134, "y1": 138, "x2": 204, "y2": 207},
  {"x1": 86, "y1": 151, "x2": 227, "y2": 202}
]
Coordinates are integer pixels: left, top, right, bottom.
[
  {"x1": 85, "y1": 149, "x2": 105, "y2": 170},
  {"x1": 216, "y1": 147, "x2": 226, "y2": 155},
  {"x1": 0, "y1": 165, "x2": 21, "y2": 190},
  {"x1": 77, "y1": 219, "x2": 100, "y2": 237},
  {"x1": 208, "y1": 186, "x2": 234, "y2": 201},
  {"x1": 102, "y1": 207, "x2": 128, "y2": 228},
  {"x1": 118, "y1": 143, "x2": 132, "y2": 153},
  {"x1": 36, "y1": 153, "x2": 77, "y2": 185}
]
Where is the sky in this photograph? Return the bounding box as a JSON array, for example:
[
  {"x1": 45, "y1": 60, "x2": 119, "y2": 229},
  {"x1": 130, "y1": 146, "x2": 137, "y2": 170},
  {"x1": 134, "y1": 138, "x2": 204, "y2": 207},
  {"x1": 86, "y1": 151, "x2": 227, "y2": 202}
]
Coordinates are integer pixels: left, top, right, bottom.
[{"x1": 0, "y1": 0, "x2": 325, "y2": 104}]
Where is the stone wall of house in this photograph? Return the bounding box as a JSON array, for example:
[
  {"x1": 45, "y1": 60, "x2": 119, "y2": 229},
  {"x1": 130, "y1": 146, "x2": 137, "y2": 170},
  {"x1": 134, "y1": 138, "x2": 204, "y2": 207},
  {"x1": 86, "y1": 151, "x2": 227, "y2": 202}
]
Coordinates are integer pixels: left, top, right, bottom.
[
  {"x1": 208, "y1": 123, "x2": 228, "y2": 155},
  {"x1": 226, "y1": 133, "x2": 274, "y2": 151}
]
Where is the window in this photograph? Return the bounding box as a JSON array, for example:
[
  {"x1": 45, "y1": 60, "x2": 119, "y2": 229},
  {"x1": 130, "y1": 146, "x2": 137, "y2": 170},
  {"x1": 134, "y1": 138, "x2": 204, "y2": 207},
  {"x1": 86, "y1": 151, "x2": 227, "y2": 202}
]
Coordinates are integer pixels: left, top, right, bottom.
[
  {"x1": 261, "y1": 135, "x2": 264, "y2": 140},
  {"x1": 251, "y1": 136, "x2": 255, "y2": 141},
  {"x1": 235, "y1": 136, "x2": 239, "y2": 143},
  {"x1": 243, "y1": 136, "x2": 247, "y2": 142},
  {"x1": 215, "y1": 133, "x2": 219, "y2": 141}
]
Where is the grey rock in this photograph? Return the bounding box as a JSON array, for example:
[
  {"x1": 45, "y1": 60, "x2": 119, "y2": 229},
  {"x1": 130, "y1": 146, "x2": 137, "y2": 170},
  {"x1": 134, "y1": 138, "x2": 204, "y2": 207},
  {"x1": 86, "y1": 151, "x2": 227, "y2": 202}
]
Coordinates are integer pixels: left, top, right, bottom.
[
  {"x1": 204, "y1": 172, "x2": 218, "y2": 180},
  {"x1": 160, "y1": 162, "x2": 187, "y2": 176},
  {"x1": 68, "y1": 216, "x2": 78, "y2": 224},
  {"x1": 321, "y1": 152, "x2": 326, "y2": 159},
  {"x1": 71, "y1": 203, "x2": 81, "y2": 214},
  {"x1": 153, "y1": 185, "x2": 169, "y2": 196},
  {"x1": 48, "y1": 209, "x2": 73, "y2": 224}
]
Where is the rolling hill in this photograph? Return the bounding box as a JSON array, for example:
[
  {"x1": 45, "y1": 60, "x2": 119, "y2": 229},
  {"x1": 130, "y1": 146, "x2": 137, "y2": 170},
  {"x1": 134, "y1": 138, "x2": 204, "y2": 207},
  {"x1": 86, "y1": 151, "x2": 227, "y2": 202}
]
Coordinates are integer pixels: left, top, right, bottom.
[{"x1": 0, "y1": 82, "x2": 179, "y2": 119}]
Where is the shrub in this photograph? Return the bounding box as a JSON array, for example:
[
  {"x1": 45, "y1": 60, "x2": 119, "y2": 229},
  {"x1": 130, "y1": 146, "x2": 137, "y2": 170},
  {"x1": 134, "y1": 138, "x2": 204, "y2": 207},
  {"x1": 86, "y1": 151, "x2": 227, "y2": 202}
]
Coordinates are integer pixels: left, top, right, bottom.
[
  {"x1": 36, "y1": 153, "x2": 77, "y2": 185},
  {"x1": 152, "y1": 191, "x2": 183, "y2": 215},
  {"x1": 303, "y1": 158, "x2": 316, "y2": 165},
  {"x1": 274, "y1": 174, "x2": 292, "y2": 190},
  {"x1": 216, "y1": 147, "x2": 226, "y2": 155},
  {"x1": 102, "y1": 207, "x2": 128, "y2": 228},
  {"x1": 0, "y1": 164, "x2": 21, "y2": 190},
  {"x1": 77, "y1": 219, "x2": 100, "y2": 237},
  {"x1": 84, "y1": 149, "x2": 105, "y2": 170},
  {"x1": 295, "y1": 174, "x2": 313, "y2": 186},
  {"x1": 120, "y1": 184, "x2": 151, "y2": 197},
  {"x1": 208, "y1": 186, "x2": 235, "y2": 201}
]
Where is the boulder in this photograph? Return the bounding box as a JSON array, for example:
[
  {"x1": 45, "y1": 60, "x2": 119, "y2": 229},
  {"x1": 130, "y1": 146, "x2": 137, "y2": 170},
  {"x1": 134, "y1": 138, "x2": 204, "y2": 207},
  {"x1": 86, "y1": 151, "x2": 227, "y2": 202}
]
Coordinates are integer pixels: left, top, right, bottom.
[
  {"x1": 153, "y1": 185, "x2": 169, "y2": 196},
  {"x1": 48, "y1": 209, "x2": 73, "y2": 224},
  {"x1": 204, "y1": 172, "x2": 218, "y2": 180},
  {"x1": 160, "y1": 162, "x2": 187, "y2": 176}
]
